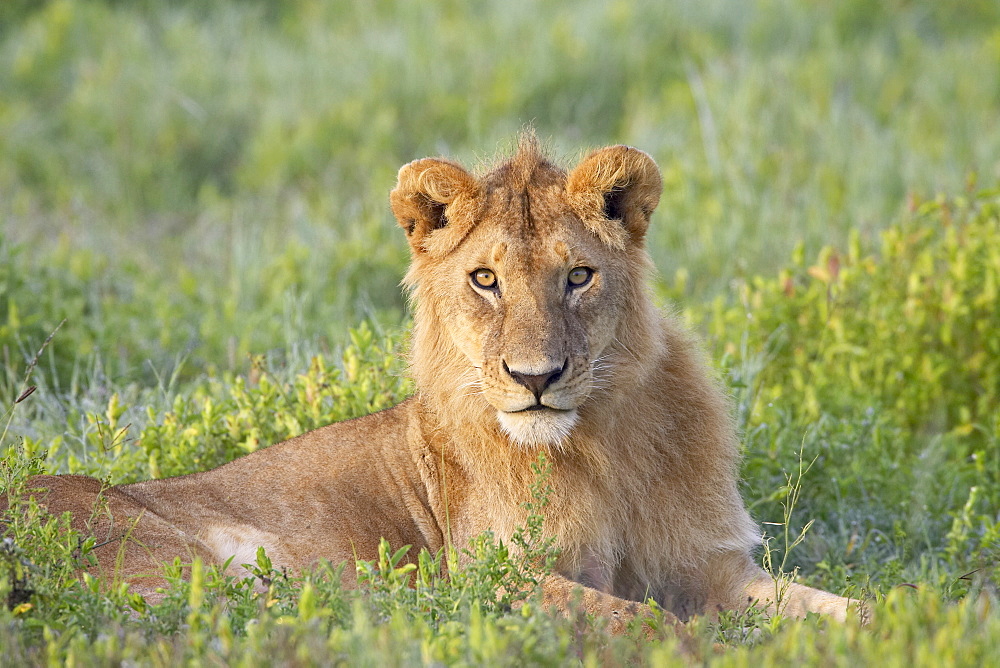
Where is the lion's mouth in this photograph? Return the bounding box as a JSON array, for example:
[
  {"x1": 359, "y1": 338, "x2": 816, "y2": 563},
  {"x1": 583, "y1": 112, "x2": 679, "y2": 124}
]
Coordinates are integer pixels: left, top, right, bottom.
[{"x1": 512, "y1": 404, "x2": 571, "y2": 413}]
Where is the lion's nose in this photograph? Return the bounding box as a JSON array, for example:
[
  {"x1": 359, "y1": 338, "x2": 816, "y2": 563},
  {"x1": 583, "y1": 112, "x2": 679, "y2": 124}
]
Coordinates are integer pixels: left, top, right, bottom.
[{"x1": 503, "y1": 360, "x2": 565, "y2": 401}]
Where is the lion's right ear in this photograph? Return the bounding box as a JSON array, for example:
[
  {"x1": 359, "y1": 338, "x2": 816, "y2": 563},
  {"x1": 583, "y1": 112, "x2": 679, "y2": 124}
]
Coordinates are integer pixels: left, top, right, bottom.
[{"x1": 390, "y1": 158, "x2": 481, "y2": 255}]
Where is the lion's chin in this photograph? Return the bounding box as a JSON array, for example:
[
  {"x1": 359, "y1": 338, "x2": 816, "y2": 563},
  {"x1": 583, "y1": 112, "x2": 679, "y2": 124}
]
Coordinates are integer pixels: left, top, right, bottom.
[{"x1": 497, "y1": 408, "x2": 578, "y2": 448}]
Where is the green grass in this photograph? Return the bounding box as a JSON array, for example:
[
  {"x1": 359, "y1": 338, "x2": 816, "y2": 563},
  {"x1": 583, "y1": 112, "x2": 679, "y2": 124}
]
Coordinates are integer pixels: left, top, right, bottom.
[{"x1": 1, "y1": 0, "x2": 999, "y2": 664}]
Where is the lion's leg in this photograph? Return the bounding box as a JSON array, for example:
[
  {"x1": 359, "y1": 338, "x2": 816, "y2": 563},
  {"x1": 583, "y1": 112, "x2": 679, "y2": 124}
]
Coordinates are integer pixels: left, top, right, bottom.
[
  {"x1": 14, "y1": 475, "x2": 215, "y2": 602},
  {"x1": 703, "y1": 550, "x2": 865, "y2": 623},
  {"x1": 742, "y1": 570, "x2": 859, "y2": 622},
  {"x1": 541, "y1": 573, "x2": 689, "y2": 640}
]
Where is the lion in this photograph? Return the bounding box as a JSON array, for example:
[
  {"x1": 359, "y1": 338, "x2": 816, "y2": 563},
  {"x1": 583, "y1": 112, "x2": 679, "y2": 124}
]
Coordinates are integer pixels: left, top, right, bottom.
[{"x1": 2, "y1": 135, "x2": 861, "y2": 633}]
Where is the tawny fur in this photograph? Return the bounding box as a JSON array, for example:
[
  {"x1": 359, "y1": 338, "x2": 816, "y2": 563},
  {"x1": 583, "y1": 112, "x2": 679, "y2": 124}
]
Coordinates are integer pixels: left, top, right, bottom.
[{"x1": 2, "y1": 135, "x2": 861, "y2": 632}]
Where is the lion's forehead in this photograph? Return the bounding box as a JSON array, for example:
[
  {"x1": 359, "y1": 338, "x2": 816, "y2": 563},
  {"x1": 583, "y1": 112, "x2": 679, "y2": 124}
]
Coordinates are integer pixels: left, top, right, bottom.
[
  {"x1": 477, "y1": 181, "x2": 578, "y2": 234},
  {"x1": 460, "y1": 192, "x2": 594, "y2": 267},
  {"x1": 484, "y1": 237, "x2": 571, "y2": 271}
]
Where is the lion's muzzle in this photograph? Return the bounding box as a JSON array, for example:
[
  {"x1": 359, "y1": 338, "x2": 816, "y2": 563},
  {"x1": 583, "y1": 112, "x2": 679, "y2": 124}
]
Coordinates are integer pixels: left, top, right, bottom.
[{"x1": 502, "y1": 359, "x2": 566, "y2": 402}]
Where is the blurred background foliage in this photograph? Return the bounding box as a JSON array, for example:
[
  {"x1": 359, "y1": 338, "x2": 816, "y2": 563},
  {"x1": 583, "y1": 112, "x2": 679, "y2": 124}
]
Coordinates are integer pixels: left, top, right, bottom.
[{"x1": 1, "y1": 0, "x2": 999, "y2": 663}]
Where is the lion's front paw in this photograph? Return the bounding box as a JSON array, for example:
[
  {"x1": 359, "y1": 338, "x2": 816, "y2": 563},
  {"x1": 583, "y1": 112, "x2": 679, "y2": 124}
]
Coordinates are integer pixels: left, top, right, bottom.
[{"x1": 604, "y1": 601, "x2": 645, "y2": 636}]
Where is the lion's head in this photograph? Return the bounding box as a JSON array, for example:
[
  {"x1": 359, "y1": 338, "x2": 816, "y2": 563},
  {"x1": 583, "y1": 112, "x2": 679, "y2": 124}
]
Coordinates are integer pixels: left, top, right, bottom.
[{"x1": 390, "y1": 135, "x2": 662, "y2": 448}]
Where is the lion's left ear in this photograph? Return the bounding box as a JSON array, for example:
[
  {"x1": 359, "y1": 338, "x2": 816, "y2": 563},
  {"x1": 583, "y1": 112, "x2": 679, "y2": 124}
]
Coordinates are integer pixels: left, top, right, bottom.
[{"x1": 565, "y1": 146, "x2": 662, "y2": 247}]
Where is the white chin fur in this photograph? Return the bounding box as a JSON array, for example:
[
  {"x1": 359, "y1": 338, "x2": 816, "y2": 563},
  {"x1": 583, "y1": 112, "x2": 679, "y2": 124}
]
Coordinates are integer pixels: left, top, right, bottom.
[{"x1": 497, "y1": 409, "x2": 578, "y2": 447}]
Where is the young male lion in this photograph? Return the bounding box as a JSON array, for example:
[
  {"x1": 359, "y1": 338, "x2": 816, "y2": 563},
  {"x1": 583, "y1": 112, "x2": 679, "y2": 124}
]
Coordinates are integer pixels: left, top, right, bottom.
[{"x1": 4, "y1": 135, "x2": 859, "y2": 632}]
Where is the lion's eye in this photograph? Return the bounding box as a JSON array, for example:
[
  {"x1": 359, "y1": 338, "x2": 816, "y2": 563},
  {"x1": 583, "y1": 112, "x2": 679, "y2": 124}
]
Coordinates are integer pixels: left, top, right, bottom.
[
  {"x1": 567, "y1": 267, "x2": 593, "y2": 287},
  {"x1": 471, "y1": 268, "x2": 498, "y2": 289}
]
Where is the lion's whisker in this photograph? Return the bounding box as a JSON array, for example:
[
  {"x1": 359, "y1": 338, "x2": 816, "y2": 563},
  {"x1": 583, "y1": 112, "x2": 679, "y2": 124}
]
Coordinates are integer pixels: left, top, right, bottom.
[
  {"x1": 612, "y1": 336, "x2": 641, "y2": 364},
  {"x1": 459, "y1": 390, "x2": 486, "y2": 399}
]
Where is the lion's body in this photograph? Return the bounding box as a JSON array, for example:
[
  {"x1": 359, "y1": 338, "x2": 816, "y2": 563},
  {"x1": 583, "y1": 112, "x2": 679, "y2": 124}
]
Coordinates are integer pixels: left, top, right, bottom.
[{"x1": 5, "y1": 136, "x2": 858, "y2": 627}]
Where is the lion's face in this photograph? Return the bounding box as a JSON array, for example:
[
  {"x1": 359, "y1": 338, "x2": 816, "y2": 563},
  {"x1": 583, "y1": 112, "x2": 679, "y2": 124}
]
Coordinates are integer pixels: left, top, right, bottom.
[
  {"x1": 391, "y1": 136, "x2": 662, "y2": 447},
  {"x1": 418, "y1": 190, "x2": 627, "y2": 446}
]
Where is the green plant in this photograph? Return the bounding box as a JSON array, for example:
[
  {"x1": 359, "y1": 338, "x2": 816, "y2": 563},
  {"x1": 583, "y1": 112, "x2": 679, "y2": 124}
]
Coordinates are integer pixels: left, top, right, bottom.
[{"x1": 356, "y1": 454, "x2": 559, "y2": 627}]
